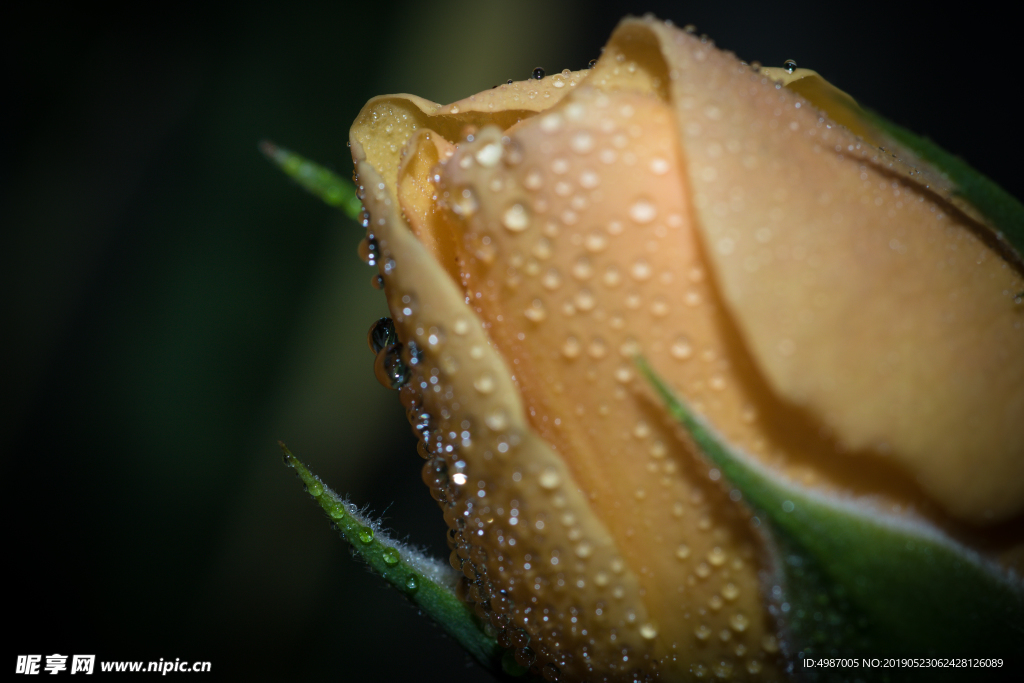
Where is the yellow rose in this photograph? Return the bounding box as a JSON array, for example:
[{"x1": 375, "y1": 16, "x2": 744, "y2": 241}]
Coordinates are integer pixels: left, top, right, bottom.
[{"x1": 348, "y1": 15, "x2": 1024, "y2": 682}]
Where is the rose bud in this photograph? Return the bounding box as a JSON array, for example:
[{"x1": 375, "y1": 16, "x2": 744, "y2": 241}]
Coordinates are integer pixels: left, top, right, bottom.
[{"x1": 347, "y1": 14, "x2": 1023, "y2": 682}]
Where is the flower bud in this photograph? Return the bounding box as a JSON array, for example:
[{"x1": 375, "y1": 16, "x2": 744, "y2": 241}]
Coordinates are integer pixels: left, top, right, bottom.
[{"x1": 350, "y1": 15, "x2": 1023, "y2": 681}]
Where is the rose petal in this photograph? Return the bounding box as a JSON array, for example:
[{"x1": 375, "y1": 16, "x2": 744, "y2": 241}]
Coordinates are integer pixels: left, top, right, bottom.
[
  {"x1": 435, "y1": 93, "x2": 780, "y2": 678},
  {"x1": 626, "y1": 18, "x2": 1024, "y2": 522},
  {"x1": 353, "y1": 144, "x2": 660, "y2": 681}
]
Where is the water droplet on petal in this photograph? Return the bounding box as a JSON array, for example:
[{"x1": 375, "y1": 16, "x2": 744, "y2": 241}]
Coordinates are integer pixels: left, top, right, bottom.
[
  {"x1": 561, "y1": 336, "x2": 582, "y2": 359},
  {"x1": 539, "y1": 468, "x2": 561, "y2": 490},
  {"x1": 532, "y1": 67, "x2": 546, "y2": 79},
  {"x1": 453, "y1": 187, "x2": 479, "y2": 217},
  {"x1": 367, "y1": 316, "x2": 396, "y2": 354},
  {"x1": 783, "y1": 59, "x2": 798, "y2": 73},
  {"x1": 671, "y1": 337, "x2": 693, "y2": 360},
  {"x1": 629, "y1": 198, "x2": 657, "y2": 223},
  {"x1": 474, "y1": 374, "x2": 496, "y2": 394},
  {"x1": 524, "y1": 299, "x2": 547, "y2": 322},
  {"x1": 475, "y1": 142, "x2": 503, "y2": 167},
  {"x1": 571, "y1": 131, "x2": 594, "y2": 154},
  {"x1": 503, "y1": 203, "x2": 530, "y2": 232},
  {"x1": 640, "y1": 623, "x2": 658, "y2": 639}
]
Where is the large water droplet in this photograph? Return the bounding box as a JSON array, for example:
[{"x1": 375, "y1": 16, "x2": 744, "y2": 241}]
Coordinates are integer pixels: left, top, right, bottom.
[
  {"x1": 532, "y1": 67, "x2": 545, "y2": 80},
  {"x1": 783, "y1": 59, "x2": 797, "y2": 73},
  {"x1": 374, "y1": 344, "x2": 410, "y2": 390},
  {"x1": 382, "y1": 547, "x2": 400, "y2": 565},
  {"x1": 367, "y1": 317, "x2": 396, "y2": 354},
  {"x1": 475, "y1": 142, "x2": 503, "y2": 167}
]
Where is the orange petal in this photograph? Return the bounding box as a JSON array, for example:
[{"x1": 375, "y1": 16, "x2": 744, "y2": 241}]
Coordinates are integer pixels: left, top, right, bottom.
[
  {"x1": 639, "y1": 18, "x2": 1024, "y2": 522},
  {"x1": 435, "y1": 93, "x2": 780, "y2": 680}
]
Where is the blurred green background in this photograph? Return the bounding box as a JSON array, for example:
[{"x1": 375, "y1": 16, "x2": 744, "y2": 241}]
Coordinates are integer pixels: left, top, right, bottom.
[{"x1": 6, "y1": 1, "x2": 1018, "y2": 680}]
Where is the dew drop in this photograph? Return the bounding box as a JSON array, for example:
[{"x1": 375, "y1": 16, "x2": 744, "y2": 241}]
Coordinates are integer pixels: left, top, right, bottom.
[
  {"x1": 561, "y1": 336, "x2": 582, "y2": 359},
  {"x1": 579, "y1": 169, "x2": 600, "y2": 188},
  {"x1": 676, "y1": 544, "x2": 691, "y2": 560},
  {"x1": 453, "y1": 187, "x2": 479, "y2": 217},
  {"x1": 474, "y1": 374, "x2": 496, "y2": 394},
  {"x1": 382, "y1": 547, "x2": 400, "y2": 565},
  {"x1": 629, "y1": 198, "x2": 657, "y2": 223},
  {"x1": 614, "y1": 365, "x2": 634, "y2": 383},
  {"x1": 524, "y1": 299, "x2": 547, "y2": 322},
  {"x1": 571, "y1": 131, "x2": 594, "y2": 154},
  {"x1": 485, "y1": 410, "x2": 509, "y2": 432},
  {"x1": 367, "y1": 316, "x2": 396, "y2": 354},
  {"x1": 783, "y1": 59, "x2": 798, "y2": 73},
  {"x1": 307, "y1": 479, "x2": 324, "y2": 497},
  {"x1": 532, "y1": 67, "x2": 545, "y2": 79},
  {"x1": 722, "y1": 583, "x2": 740, "y2": 601},
  {"x1": 358, "y1": 526, "x2": 374, "y2": 543},
  {"x1": 475, "y1": 142, "x2": 503, "y2": 167},
  {"x1": 374, "y1": 344, "x2": 410, "y2": 390},
  {"x1": 572, "y1": 257, "x2": 593, "y2": 280},
  {"x1": 649, "y1": 158, "x2": 670, "y2": 175},
  {"x1": 640, "y1": 623, "x2": 658, "y2": 640},
  {"x1": 630, "y1": 259, "x2": 652, "y2": 281},
  {"x1": 708, "y1": 547, "x2": 726, "y2": 567},
  {"x1": 406, "y1": 575, "x2": 419, "y2": 592},
  {"x1": 541, "y1": 269, "x2": 562, "y2": 291},
  {"x1": 574, "y1": 289, "x2": 596, "y2": 311},
  {"x1": 539, "y1": 468, "x2": 561, "y2": 490},
  {"x1": 575, "y1": 541, "x2": 593, "y2": 558},
  {"x1": 503, "y1": 203, "x2": 530, "y2": 232},
  {"x1": 587, "y1": 338, "x2": 607, "y2": 359},
  {"x1": 695, "y1": 624, "x2": 711, "y2": 641},
  {"x1": 524, "y1": 170, "x2": 543, "y2": 190},
  {"x1": 540, "y1": 113, "x2": 562, "y2": 133},
  {"x1": 729, "y1": 613, "x2": 749, "y2": 632}
]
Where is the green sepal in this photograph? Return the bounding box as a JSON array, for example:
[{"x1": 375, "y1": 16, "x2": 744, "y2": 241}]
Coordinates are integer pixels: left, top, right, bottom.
[
  {"x1": 636, "y1": 360, "x2": 1024, "y2": 675},
  {"x1": 260, "y1": 141, "x2": 363, "y2": 219},
  {"x1": 862, "y1": 109, "x2": 1024, "y2": 270},
  {"x1": 279, "y1": 443, "x2": 524, "y2": 677}
]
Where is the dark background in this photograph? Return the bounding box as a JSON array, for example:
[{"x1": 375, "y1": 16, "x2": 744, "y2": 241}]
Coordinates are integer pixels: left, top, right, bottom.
[{"x1": 6, "y1": 1, "x2": 1018, "y2": 680}]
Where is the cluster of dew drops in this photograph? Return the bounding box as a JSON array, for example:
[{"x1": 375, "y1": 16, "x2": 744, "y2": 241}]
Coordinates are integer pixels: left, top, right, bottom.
[{"x1": 355, "y1": 46, "x2": 800, "y2": 395}]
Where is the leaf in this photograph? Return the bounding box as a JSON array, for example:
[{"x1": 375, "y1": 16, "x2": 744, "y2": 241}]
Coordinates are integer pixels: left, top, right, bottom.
[
  {"x1": 260, "y1": 141, "x2": 363, "y2": 219},
  {"x1": 279, "y1": 443, "x2": 528, "y2": 677},
  {"x1": 635, "y1": 359, "x2": 1024, "y2": 672}
]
